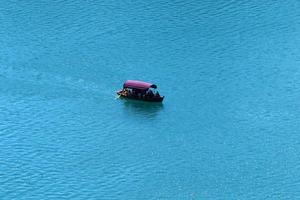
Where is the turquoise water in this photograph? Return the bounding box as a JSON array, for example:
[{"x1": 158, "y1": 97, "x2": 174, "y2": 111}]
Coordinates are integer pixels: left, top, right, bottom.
[{"x1": 1, "y1": 1, "x2": 300, "y2": 199}]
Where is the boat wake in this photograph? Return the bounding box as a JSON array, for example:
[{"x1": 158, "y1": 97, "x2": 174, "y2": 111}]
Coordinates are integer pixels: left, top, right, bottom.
[{"x1": 0, "y1": 65, "x2": 111, "y2": 97}]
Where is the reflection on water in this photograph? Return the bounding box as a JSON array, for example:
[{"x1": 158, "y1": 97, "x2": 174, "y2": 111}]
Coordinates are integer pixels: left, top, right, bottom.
[{"x1": 120, "y1": 98, "x2": 164, "y2": 119}]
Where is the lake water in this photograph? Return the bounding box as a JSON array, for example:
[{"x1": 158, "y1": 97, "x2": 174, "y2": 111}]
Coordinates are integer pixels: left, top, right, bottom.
[{"x1": 1, "y1": 1, "x2": 300, "y2": 199}]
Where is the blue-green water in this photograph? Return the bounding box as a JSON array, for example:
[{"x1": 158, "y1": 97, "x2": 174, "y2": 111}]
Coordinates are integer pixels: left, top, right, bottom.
[{"x1": 1, "y1": 1, "x2": 300, "y2": 199}]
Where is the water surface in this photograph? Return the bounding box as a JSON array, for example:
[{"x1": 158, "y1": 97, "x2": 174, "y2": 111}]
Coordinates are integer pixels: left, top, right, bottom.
[{"x1": 1, "y1": 1, "x2": 300, "y2": 199}]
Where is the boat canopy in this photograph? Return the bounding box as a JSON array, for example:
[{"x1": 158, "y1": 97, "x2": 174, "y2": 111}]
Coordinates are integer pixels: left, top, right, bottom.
[{"x1": 123, "y1": 80, "x2": 157, "y2": 90}]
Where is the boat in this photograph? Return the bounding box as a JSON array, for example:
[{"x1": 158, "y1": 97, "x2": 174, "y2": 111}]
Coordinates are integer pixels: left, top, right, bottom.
[{"x1": 117, "y1": 80, "x2": 164, "y2": 102}]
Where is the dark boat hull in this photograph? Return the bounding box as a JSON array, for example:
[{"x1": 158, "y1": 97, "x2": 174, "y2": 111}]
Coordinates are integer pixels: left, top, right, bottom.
[{"x1": 117, "y1": 91, "x2": 164, "y2": 102}]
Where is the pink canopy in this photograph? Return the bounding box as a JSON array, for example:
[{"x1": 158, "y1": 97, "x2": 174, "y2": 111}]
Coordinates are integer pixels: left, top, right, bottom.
[{"x1": 123, "y1": 80, "x2": 157, "y2": 90}]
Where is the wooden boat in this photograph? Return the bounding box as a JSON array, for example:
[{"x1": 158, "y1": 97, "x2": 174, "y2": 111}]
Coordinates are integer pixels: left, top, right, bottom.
[{"x1": 117, "y1": 80, "x2": 164, "y2": 102}]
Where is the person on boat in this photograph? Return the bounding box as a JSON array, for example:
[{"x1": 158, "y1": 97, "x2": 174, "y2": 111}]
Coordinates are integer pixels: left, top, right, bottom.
[
  {"x1": 127, "y1": 88, "x2": 132, "y2": 96},
  {"x1": 147, "y1": 90, "x2": 154, "y2": 98},
  {"x1": 123, "y1": 88, "x2": 128, "y2": 96},
  {"x1": 155, "y1": 91, "x2": 160, "y2": 97},
  {"x1": 132, "y1": 89, "x2": 137, "y2": 97}
]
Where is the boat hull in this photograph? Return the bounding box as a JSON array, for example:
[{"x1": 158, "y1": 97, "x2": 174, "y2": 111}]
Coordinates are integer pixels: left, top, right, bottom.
[{"x1": 117, "y1": 91, "x2": 164, "y2": 102}]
